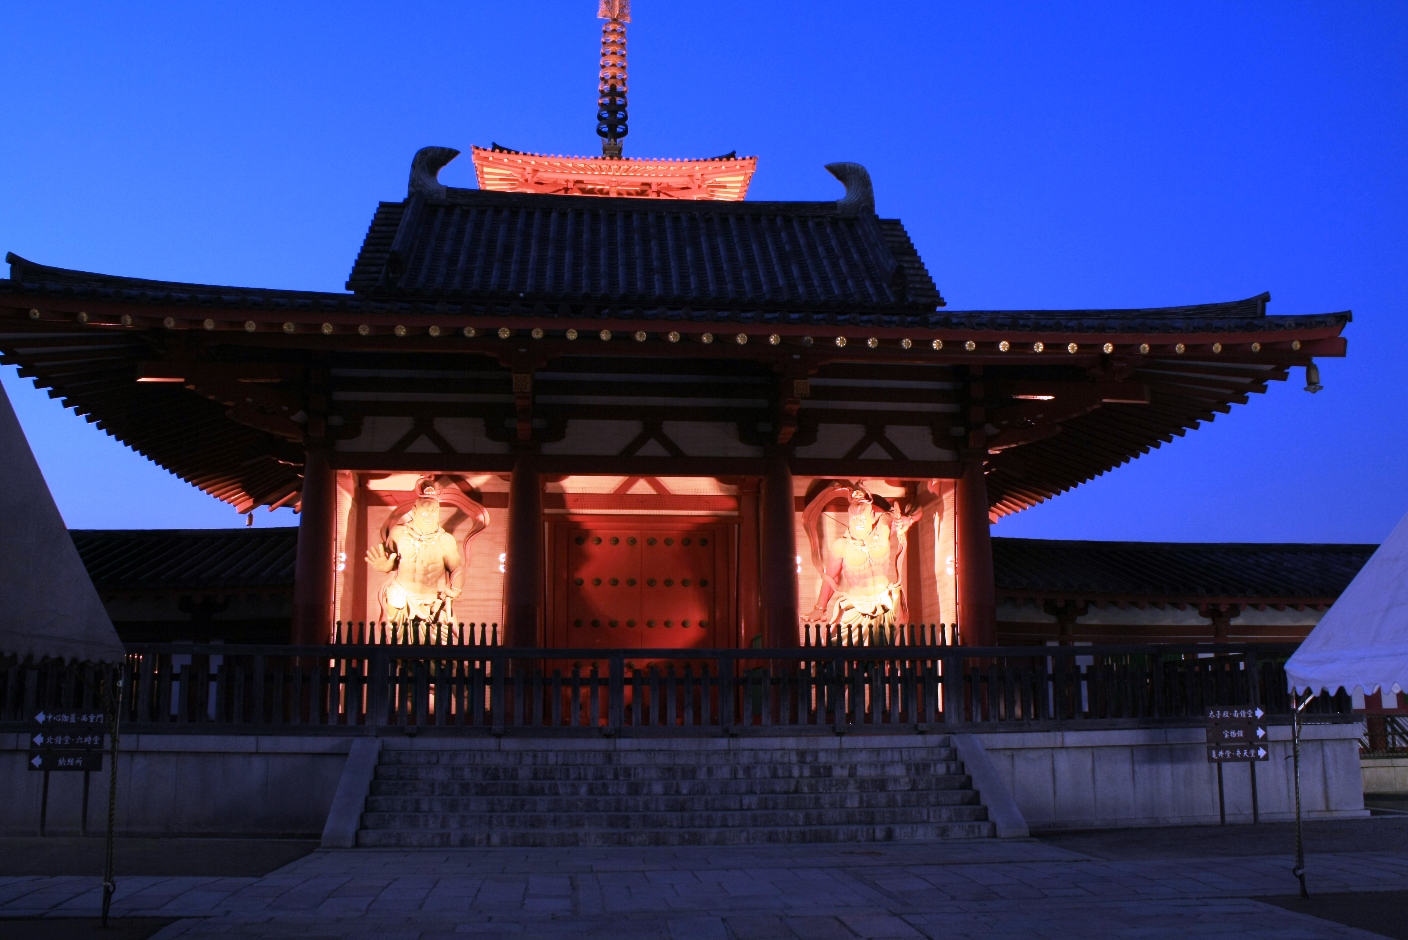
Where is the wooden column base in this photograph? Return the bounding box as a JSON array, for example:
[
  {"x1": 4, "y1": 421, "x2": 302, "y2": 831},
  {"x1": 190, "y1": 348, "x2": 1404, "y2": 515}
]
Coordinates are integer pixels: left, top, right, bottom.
[
  {"x1": 503, "y1": 454, "x2": 543, "y2": 648},
  {"x1": 955, "y1": 458, "x2": 997, "y2": 647},
  {"x1": 291, "y1": 447, "x2": 336, "y2": 645},
  {"x1": 759, "y1": 457, "x2": 799, "y2": 648}
]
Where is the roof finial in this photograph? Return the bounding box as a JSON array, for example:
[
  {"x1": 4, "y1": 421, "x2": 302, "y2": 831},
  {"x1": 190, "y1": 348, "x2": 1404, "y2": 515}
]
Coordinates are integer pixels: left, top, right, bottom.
[{"x1": 597, "y1": 0, "x2": 630, "y2": 158}]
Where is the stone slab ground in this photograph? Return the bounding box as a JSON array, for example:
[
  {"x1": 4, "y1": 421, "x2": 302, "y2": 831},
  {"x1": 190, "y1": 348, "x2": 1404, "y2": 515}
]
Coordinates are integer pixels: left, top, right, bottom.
[{"x1": 2, "y1": 819, "x2": 1406, "y2": 939}]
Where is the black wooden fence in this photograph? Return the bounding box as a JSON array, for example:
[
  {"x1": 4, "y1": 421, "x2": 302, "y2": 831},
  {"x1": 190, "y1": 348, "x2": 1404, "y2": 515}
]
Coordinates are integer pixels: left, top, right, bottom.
[{"x1": 1, "y1": 642, "x2": 1353, "y2": 735}]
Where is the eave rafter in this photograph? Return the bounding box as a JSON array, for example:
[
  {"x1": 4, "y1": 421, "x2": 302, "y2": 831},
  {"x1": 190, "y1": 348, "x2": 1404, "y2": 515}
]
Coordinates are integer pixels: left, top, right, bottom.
[
  {"x1": 1001, "y1": 589, "x2": 1336, "y2": 611},
  {"x1": 0, "y1": 272, "x2": 1349, "y2": 515}
]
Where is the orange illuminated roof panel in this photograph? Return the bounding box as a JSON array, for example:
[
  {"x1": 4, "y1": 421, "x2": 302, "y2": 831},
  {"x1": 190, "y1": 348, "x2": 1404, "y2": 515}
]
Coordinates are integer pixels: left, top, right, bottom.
[{"x1": 470, "y1": 145, "x2": 757, "y2": 201}]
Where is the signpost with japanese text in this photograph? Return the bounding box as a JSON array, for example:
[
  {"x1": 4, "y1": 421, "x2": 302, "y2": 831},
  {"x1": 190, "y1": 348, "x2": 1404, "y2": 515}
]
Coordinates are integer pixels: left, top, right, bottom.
[
  {"x1": 1207, "y1": 706, "x2": 1267, "y2": 823},
  {"x1": 28, "y1": 710, "x2": 107, "y2": 835}
]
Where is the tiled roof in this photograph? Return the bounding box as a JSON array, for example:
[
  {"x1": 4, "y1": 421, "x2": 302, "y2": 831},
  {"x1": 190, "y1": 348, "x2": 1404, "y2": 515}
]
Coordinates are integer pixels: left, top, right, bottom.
[
  {"x1": 3, "y1": 253, "x2": 1346, "y2": 335},
  {"x1": 345, "y1": 189, "x2": 945, "y2": 312},
  {"x1": 70, "y1": 528, "x2": 297, "y2": 592},
  {"x1": 4, "y1": 253, "x2": 377, "y2": 314},
  {"x1": 993, "y1": 538, "x2": 1374, "y2": 603},
  {"x1": 932, "y1": 294, "x2": 1350, "y2": 335}
]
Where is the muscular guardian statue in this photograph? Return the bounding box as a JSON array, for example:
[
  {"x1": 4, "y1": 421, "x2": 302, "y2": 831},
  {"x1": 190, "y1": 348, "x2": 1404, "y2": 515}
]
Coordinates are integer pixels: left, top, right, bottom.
[
  {"x1": 806, "y1": 486, "x2": 919, "y2": 628},
  {"x1": 366, "y1": 481, "x2": 464, "y2": 627}
]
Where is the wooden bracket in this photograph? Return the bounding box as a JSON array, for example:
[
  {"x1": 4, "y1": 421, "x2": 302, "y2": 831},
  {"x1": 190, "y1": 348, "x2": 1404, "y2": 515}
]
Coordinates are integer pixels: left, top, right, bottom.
[
  {"x1": 772, "y1": 369, "x2": 814, "y2": 446},
  {"x1": 137, "y1": 360, "x2": 305, "y2": 442},
  {"x1": 985, "y1": 380, "x2": 1150, "y2": 454},
  {"x1": 512, "y1": 372, "x2": 533, "y2": 442}
]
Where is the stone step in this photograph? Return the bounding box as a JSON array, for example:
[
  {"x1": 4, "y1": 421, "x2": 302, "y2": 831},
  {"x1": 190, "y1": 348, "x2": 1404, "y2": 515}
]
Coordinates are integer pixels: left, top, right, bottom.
[
  {"x1": 368, "y1": 774, "x2": 973, "y2": 798},
  {"x1": 378, "y1": 747, "x2": 958, "y2": 766},
  {"x1": 365, "y1": 788, "x2": 980, "y2": 814},
  {"x1": 355, "y1": 819, "x2": 996, "y2": 848},
  {"x1": 360, "y1": 804, "x2": 988, "y2": 831},
  {"x1": 373, "y1": 761, "x2": 968, "y2": 782},
  {"x1": 354, "y1": 736, "x2": 993, "y2": 847}
]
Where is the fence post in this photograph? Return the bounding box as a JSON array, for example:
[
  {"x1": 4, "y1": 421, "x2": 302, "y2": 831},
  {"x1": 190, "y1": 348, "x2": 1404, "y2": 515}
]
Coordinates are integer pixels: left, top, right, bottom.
[
  {"x1": 251, "y1": 654, "x2": 265, "y2": 726},
  {"x1": 368, "y1": 649, "x2": 388, "y2": 728},
  {"x1": 720, "y1": 653, "x2": 737, "y2": 734},
  {"x1": 942, "y1": 650, "x2": 963, "y2": 726},
  {"x1": 1149, "y1": 648, "x2": 1165, "y2": 719},
  {"x1": 491, "y1": 654, "x2": 506, "y2": 735},
  {"x1": 1245, "y1": 648, "x2": 1262, "y2": 711},
  {"x1": 1049, "y1": 648, "x2": 1066, "y2": 721},
  {"x1": 607, "y1": 654, "x2": 625, "y2": 735},
  {"x1": 833, "y1": 654, "x2": 848, "y2": 735}
]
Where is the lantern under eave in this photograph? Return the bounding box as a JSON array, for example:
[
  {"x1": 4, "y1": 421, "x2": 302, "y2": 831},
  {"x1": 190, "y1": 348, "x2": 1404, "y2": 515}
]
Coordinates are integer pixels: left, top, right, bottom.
[{"x1": 470, "y1": 145, "x2": 758, "y2": 201}]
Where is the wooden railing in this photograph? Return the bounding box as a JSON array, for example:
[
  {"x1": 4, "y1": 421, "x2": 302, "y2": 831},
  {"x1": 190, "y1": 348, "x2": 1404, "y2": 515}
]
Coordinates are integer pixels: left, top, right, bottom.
[
  {"x1": 330, "y1": 621, "x2": 501, "y2": 646},
  {"x1": 1362, "y1": 715, "x2": 1408, "y2": 755},
  {"x1": 326, "y1": 621, "x2": 955, "y2": 647},
  {"x1": 0, "y1": 643, "x2": 1353, "y2": 735},
  {"x1": 802, "y1": 623, "x2": 957, "y2": 647}
]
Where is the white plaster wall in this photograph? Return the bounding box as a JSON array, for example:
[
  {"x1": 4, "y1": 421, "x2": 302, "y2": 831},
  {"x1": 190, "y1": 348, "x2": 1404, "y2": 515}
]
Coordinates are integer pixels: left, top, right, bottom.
[
  {"x1": 997, "y1": 599, "x2": 1322, "y2": 630},
  {"x1": 883, "y1": 425, "x2": 957, "y2": 461},
  {"x1": 433, "y1": 417, "x2": 510, "y2": 454},
  {"x1": 1232, "y1": 607, "x2": 1325, "y2": 628},
  {"x1": 977, "y1": 722, "x2": 1367, "y2": 830},
  {"x1": 794, "y1": 424, "x2": 866, "y2": 459},
  {"x1": 661, "y1": 421, "x2": 763, "y2": 458},
  {"x1": 334, "y1": 416, "x2": 414, "y2": 452},
  {"x1": 541, "y1": 420, "x2": 643, "y2": 455}
]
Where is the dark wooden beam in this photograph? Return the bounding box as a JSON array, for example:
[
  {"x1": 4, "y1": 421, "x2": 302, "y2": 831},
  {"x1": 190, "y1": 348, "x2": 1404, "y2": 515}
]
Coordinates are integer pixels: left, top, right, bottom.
[{"x1": 327, "y1": 451, "x2": 965, "y2": 480}]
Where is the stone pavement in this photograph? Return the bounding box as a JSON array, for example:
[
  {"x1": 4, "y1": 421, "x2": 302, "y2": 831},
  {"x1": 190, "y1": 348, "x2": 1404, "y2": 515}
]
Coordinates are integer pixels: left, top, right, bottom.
[{"x1": 3, "y1": 836, "x2": 1407, "y2": 938}]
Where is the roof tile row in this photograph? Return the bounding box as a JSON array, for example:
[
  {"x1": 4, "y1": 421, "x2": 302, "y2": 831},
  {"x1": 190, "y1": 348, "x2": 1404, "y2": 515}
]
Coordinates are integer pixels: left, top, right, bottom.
[
  {"x1": 994, "y1": 538, "x2": 1373, "y2": 601},
  {"x1": 4, "y1": 254, "x2": 1347, "y2": 335}
]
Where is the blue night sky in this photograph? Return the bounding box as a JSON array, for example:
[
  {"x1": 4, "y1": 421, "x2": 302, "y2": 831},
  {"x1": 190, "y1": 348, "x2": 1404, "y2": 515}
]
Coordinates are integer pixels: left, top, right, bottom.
[{"x1": 1, "y1": 2, "x2": 1404, "y2": 542}]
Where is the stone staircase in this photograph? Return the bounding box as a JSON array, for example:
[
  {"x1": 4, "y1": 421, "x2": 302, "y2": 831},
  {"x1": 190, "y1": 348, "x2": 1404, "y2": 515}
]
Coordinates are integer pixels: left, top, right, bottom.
[{"x1": 356, "y1": 737, "x2": 996, "y2": 847}]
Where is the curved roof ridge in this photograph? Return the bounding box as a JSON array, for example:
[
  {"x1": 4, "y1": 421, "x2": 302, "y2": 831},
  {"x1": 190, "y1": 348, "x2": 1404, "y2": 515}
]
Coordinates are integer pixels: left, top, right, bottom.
[
  {"x1": 69, "y1": 526, "x2": 299, "y2": 537},
  {"x1": 993, "y1": 537, "x2": 1378, "y2": 551},
  {"x1": 946, "y1": 293, "x2": 1271, "y2": 319},
  {"x1": 5, "y1": 253, "x2": 350, "y2": 300}
]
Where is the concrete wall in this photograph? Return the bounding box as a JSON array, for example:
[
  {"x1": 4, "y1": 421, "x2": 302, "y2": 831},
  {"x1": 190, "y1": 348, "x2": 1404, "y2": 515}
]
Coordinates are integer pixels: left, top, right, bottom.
[
  {"x1": 0, "y1": 721, "x2": 1369, "y2": 836},
  {"x1": 0, "y1": 731, "x2": 352, "y2": 837},
  {"x1": 976, "y1": 722, "x2": 1367, "y2": 830},
  {"x1": 1362, "y1": 755, "x2": 1408, "y2": 794}
]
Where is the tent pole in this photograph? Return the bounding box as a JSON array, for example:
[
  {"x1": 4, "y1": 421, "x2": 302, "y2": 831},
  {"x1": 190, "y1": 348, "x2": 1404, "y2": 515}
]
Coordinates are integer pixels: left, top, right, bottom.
[
  {"x1": 1291, "y1": 689, "x2": 1314, "y2": 900},
  {"x1": 101, "y1": 664, "x2": 124, "y2": 927}
]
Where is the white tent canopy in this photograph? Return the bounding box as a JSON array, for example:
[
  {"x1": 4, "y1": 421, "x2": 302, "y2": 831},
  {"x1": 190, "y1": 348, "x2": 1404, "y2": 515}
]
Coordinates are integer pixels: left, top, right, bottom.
[
  {"x1": 1285, "y1": 509, "x2": 1408, "y2": 697},
  {"x1": 0, "y1": 380, "x2": 124, "y2": 664}
]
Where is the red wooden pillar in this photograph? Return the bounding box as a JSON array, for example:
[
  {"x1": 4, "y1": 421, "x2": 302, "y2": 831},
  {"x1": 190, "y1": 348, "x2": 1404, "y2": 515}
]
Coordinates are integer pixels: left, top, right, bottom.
[
  {"x1": 503, "y1": 454, "x2": 543, "y2": 647},
  {"x1": 736, "y1": 478, "x2": 762, "y2": 646},
  {"x1": 955, "y1": 458, "x2": 997, "y2": 647},
  {"x1": 291, "y1": 446, "x2": 337, "y2": 645},
  {"x1": 759, "y1": 457, "x2": 799, "y2": 648}
]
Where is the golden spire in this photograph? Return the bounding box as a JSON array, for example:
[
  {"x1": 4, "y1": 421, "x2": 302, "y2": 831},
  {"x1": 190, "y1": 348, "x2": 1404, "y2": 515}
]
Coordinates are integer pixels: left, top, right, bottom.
[{"x1": 597, "y1": 0, "x2": 630, "y2": 157}]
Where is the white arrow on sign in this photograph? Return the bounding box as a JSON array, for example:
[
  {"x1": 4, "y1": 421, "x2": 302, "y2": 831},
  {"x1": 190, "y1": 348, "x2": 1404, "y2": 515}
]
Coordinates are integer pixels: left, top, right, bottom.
[
  {"x1": 32, "y1": 733, "x2": 44, "y2": 746},
  {"x1": 34, "y1": 712, "x2": 46, "y2": 724},
  {"x1": 1257, "y1": 747, "x2": 1268, "y2": 759},
  {"x1": 1255, "y1": 707, "x2": 1264, "y2": 719},
  {"x1": 30, "y1": 755, "x2": 41, "y2": 768},
  {"x1": 1256, "y1": 727, "x2": 1266, "y2": 739}
]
